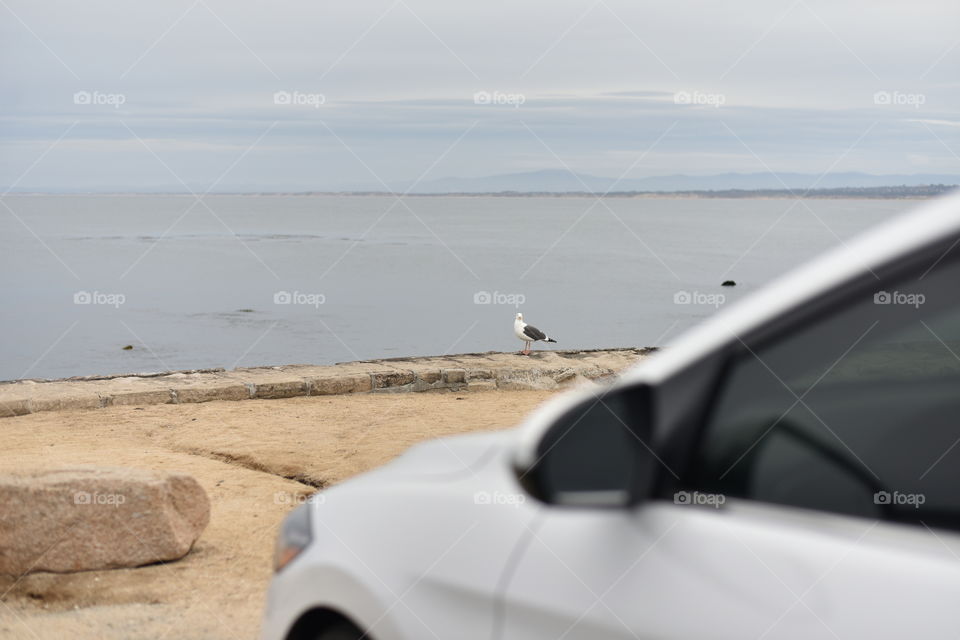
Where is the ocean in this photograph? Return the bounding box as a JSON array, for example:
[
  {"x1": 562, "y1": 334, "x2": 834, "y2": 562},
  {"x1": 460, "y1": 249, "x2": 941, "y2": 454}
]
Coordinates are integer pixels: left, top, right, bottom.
[{"x1": 0, "y1": 195, "x2": 915, "y2": 381}]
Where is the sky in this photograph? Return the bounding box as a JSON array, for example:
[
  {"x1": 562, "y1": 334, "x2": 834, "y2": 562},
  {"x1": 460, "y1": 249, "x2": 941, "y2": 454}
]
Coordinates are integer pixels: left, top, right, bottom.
[{"x1": 1, "y1": 0, "x2": 959, "y2": 192}]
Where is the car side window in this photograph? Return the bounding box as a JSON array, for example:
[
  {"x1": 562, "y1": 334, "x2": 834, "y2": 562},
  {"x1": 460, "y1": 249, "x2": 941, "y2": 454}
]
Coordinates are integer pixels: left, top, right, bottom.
[{"x1": 691, "y1": 255, "x2": 960, "y2": 530}]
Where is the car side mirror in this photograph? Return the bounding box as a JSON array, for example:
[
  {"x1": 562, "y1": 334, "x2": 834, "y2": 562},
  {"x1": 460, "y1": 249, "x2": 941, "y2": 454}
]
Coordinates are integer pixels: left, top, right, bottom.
[{"x1": 512, "y1": 384, "x2": 657, "y2": 507}]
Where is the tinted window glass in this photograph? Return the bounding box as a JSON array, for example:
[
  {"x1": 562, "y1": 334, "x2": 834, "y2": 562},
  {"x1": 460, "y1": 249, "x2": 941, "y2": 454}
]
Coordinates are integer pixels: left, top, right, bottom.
[{"x1": 693, "y1": 256, "x2": 960, "y2": 529}]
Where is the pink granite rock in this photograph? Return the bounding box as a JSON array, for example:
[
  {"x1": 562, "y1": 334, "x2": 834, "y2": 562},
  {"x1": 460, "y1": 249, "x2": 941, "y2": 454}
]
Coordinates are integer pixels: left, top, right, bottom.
[{"x1": 0, "y1": 467, "x2": 209, "y2": 575}]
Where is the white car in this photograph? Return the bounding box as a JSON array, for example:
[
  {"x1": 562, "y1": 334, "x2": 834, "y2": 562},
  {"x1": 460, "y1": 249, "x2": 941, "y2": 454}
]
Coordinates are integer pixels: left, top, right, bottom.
[{"x1": 262, "y1": 192, "x2": 960, "y2": 640}]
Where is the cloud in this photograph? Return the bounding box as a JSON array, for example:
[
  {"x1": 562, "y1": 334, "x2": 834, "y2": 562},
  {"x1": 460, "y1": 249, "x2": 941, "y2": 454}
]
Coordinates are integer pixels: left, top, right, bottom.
[
  {"x1": 2, "y1": 0, "x2": 959, "y2": 190},
  {"x1": 909, "y1": 118, "x2": 960, "y2": 129}
]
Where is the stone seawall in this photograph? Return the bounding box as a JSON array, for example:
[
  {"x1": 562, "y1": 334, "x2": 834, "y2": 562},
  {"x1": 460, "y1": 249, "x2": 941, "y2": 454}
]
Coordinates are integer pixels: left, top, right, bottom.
[{"x1": 0, "y1": 348, "x2": 654, "y2": 418}]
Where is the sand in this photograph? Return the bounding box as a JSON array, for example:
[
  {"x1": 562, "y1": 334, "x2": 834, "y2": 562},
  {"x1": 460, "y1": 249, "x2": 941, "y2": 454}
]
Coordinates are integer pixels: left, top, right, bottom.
[{"x1": 0, "y1": 389, "x2": 558, "y2": 640}]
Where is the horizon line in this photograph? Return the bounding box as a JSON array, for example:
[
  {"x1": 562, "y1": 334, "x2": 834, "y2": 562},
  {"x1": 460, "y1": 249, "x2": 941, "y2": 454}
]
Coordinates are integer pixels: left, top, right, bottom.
[{"x1": 3, "y1": 184, "x2": 957, "y2": 198}]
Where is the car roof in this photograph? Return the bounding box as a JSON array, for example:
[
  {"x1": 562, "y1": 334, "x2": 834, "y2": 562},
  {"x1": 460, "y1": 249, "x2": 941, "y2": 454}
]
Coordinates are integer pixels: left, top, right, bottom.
[{"x1": 628, "y1": 190, "x2": 960, "y2": 386}]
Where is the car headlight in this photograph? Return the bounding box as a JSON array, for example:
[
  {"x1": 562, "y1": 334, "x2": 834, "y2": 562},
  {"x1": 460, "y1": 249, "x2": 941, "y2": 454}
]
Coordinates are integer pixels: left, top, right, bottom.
[{"x1": 274, "y1": 502, "x2": 313, "y2": 572}]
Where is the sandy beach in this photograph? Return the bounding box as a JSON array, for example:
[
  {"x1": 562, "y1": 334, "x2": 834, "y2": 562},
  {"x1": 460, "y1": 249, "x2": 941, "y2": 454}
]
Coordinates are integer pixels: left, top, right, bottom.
[{"x1": 0, "y1": 389, "x2": 558, "y2": 640}]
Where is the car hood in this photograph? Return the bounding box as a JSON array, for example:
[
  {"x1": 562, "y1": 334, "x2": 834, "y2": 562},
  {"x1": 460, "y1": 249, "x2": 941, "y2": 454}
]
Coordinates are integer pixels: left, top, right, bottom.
[{"x1": 373, "y1": 429, "x2": 517, "y2": 480}]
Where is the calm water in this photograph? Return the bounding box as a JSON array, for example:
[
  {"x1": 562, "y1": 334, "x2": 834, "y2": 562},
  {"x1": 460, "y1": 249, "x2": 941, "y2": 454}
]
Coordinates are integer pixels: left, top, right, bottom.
[{"x1": 0, "y1": 195, "x2": 914, "y2": 381}]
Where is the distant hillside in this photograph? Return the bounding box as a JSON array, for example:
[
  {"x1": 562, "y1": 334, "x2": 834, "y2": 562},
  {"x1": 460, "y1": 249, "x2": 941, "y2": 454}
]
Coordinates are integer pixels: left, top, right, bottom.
[
  {"x1": 624, "y1": 185, "x2": 957, "y2": 199},
  {"x1": 365, "y1": 184, "x2": 955, "y2": 199},
  {"x1": 410, "y1": 170, "x2": 960, "y2": 194}
]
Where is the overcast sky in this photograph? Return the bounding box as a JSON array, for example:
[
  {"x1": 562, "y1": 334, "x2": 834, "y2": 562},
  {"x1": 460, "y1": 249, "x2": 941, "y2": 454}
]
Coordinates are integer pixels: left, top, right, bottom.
[{"x1": 2, "y1": 0, "x2": 958, "y2": 191}]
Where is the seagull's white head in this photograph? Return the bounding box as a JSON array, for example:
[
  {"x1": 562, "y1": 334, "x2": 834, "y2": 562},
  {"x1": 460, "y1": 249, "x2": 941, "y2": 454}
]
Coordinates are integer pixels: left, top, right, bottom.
[{"x1": 516, "y1": 313, "x2": 523, "y2": 322}]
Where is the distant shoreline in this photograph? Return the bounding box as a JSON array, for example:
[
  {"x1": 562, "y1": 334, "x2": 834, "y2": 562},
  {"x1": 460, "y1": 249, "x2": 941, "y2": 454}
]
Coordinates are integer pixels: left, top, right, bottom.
[{"x1": 7, "y1": 185, "x2": 956, "y2": 199}]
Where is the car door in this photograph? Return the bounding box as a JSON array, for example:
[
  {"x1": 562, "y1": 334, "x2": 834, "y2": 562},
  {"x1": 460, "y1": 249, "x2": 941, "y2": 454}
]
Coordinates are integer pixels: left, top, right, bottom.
[{"x1": 499, "y1": 249, "x2": 960, "y2": 639}]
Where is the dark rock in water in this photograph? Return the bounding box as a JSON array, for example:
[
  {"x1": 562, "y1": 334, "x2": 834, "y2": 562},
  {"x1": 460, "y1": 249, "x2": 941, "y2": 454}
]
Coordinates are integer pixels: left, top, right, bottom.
[
  {"x1": 122, "y1": 345, "x2": 134, "y2": 350},
  {"x1": 721, "y1": 280, "x2": 736, "y2": 287}
]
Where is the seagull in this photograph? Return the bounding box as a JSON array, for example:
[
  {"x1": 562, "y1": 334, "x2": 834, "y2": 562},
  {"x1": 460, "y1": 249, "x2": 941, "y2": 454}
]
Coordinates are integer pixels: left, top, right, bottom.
[{"x1": 514, "y1": 313, "x2": 557, "y2": 356}]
